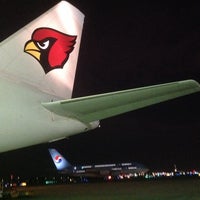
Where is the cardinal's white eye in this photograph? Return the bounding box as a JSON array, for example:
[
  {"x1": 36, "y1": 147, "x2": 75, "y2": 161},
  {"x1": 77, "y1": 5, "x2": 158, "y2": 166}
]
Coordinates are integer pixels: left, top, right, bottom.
[{"x1": 37, "y1": 40, "x2": 50, "y2": 49}]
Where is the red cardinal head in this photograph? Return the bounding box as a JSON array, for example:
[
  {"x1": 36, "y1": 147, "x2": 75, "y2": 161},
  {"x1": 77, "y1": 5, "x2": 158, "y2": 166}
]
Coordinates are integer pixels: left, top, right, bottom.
[{"x1": 24, "y1": 27, "x2": 77, "y2": 74}]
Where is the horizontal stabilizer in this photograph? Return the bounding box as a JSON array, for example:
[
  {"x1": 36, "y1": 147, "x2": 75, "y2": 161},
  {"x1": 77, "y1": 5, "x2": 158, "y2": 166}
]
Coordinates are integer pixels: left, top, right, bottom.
[{"x1": 42, "y1": 80, "x2": 200, "y2": 123}]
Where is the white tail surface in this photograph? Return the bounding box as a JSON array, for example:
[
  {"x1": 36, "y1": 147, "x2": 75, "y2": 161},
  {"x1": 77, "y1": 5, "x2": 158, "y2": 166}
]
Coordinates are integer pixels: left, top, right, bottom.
[
  {"x1": 49, "y1": 148, "x2": 71, "y2": 170},
  {"x1": 0, "y1": 1, "x2": 84, "y2": 99}
]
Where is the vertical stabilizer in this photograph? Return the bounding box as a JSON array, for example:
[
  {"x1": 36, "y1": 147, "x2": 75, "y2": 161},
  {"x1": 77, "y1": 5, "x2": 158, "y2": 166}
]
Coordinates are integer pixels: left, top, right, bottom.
[
  {"x1": 0, "y1": 1, "x2": 84, "y2": 99},
  {"x1": 49, "y1": 148, "x2": 71, "y2": 171}
]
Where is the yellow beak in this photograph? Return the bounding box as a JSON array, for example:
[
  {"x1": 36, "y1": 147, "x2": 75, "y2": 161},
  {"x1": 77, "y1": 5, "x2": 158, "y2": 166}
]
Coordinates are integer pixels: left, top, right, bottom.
[{"x1": 24, "y1": 41, "x2": 41, "y2": 61}]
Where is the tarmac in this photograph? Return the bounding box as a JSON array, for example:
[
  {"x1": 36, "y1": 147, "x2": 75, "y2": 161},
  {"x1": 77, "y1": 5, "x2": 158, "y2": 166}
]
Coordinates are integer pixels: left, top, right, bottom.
[{"x1": 2, "y1": 178, "x2": 200, "y2": 199}]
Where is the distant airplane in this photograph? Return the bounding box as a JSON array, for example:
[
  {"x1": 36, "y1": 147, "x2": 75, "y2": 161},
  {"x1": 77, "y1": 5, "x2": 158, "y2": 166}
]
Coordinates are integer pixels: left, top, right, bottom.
[
  {"x1": 48, "y1": 148, "x2": 149, "y2": 179},
  {"x1": 0, "y1": 1, "x2": 200, "y2": 152}
]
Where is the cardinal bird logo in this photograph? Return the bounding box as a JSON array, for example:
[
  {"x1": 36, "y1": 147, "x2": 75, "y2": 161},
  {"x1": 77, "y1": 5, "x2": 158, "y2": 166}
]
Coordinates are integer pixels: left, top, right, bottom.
[{"x1": 24, "y1": 27, "x2": 77, "y2": 74}]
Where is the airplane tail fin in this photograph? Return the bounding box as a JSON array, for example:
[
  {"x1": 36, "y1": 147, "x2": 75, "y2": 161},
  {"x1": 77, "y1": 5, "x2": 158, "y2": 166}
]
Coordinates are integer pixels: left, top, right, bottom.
[
  {"x1": 0, "y1": 1, "x2": 84, "y2": 99},
  {"x1": 48, "y1": 148, "x2": 72, "y2": 171}
]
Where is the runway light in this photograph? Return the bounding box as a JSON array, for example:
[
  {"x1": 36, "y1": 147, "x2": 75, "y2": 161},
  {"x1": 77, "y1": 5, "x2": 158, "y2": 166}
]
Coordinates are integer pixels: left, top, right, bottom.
[
  {"x1": 20, "y1": 182, "x2": 27, "y2": 187},
  {"x1": 45, "y1": 180, "x2": 56, "y2": 185}
]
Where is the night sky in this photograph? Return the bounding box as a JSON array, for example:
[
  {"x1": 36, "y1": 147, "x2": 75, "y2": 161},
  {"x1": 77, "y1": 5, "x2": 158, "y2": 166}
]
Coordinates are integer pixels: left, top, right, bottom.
[{"x1": 1, "y1": 0, "x2": 200, "y2": 178}]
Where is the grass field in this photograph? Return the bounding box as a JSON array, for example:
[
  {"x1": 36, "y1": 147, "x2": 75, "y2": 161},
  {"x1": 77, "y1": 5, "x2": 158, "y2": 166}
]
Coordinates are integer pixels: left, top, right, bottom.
[{"x1": 10, "y1": 178, "x2": 200, "y2": 199}]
